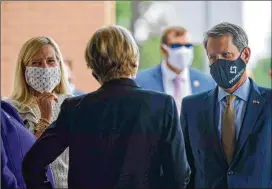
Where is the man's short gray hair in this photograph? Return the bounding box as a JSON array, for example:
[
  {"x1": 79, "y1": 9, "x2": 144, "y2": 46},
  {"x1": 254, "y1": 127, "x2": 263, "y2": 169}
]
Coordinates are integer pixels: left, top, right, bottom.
[{"x1": 203, "y1": 22, "x2": 248, "y2": 52}]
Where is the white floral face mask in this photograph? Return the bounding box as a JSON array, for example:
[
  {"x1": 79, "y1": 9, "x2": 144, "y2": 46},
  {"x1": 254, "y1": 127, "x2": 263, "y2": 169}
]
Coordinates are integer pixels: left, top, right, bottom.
[{"x1": 25, "y1": 66, "x2": 61, "y2": 93}]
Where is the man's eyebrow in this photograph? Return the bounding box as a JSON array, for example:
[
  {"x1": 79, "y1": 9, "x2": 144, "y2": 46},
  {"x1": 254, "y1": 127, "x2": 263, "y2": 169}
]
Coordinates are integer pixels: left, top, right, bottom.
[
  {"x1": 208, "y1": 51, "x2": 232, "y2": 56},
  {"x1": 219, "y1": 51, "x2": 232, "y2": 55},
  {"x1": 208, "y1": 53, "x2": 216, "y2": 57}
]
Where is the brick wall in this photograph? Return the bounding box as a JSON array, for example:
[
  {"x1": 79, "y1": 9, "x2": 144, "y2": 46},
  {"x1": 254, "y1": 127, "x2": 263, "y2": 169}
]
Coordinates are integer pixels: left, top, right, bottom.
[{"x1": 1, "y1": 1, "x2": 115, "y2": 97}]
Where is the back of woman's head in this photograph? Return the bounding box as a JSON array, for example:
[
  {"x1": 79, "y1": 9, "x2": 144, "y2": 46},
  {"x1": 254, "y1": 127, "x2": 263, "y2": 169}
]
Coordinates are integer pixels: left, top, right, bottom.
[
  {"x1": 85, "y1": 25, "x2": 140, "y2": 83},
  {"x1": 11, "y1": 36, "x2": 70, "y2": 104}
]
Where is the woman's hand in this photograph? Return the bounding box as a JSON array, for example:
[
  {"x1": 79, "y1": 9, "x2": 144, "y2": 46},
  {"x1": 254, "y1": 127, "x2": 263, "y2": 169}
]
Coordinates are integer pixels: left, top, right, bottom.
[{"x1": 36, "y1": 92, "x2": 58, "y2": 123}]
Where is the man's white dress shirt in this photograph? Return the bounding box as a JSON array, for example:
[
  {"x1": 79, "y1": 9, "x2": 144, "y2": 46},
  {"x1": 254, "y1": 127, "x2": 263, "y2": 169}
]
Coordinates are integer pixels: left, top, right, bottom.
[{"x1": 161, "y1": 60, "x2": 192, "y2": 114}]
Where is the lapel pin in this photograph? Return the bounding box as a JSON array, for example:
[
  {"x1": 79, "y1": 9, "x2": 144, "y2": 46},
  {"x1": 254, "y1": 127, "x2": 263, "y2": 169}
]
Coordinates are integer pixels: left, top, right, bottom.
[
  {"x1": 253, "y1": 100, "x2": 260, "y2": 104},
  {"x1": 193, "y1": 80, "x2": 200, "y2": 87}
]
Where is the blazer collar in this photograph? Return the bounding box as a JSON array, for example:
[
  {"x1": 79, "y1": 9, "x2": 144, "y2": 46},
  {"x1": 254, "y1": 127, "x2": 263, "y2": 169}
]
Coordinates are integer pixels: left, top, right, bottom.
[
  {"x1": 231, "y1": 78, "x2": 266, "y2": 166},
  {"x1": 151, "y1": 64, "x2": 165, "y2": 92},
  {"x1": 202, "y1": 87, "x2": 228, "y2": 164},
  {"x1": 101, "y1": 78, "x2": 140, "y2": 89}
]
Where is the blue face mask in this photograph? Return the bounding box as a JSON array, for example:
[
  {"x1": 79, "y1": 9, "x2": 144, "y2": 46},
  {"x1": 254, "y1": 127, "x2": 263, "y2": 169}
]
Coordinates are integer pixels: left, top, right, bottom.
[{"x1": 209, "y1": 51, "x2": 246, "y2": 89}]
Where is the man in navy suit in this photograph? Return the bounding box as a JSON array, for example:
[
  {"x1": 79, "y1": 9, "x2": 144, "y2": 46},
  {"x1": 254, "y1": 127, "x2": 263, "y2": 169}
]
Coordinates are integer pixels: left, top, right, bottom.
[
  {"x1": 22, "y1": 25, "x2": 191, "y2": 189},
  {"x1": 135, "y1": 26, "x2": 215, "y2": 114},
  {"x1": 181, "y1": 22, "x2": 272, "y2": 188}
]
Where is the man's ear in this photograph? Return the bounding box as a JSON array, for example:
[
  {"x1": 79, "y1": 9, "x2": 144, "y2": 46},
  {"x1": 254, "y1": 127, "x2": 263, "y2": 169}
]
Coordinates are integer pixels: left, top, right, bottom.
[
  {"x1": 241, "y1": 47, "x2": 251, "y2": 64},
  {"x1": 161, "y1": 44, "x2": 168, "y2": 57}
]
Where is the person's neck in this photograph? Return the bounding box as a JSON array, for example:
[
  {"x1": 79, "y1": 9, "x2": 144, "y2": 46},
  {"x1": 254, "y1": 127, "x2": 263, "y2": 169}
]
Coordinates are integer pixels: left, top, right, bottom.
[
  {"x1": 166, "y1": 61, "x2": 182, "y2": 74},
  {"x1": 223, "y1": 73, "x2": 247, "y2": 94}
]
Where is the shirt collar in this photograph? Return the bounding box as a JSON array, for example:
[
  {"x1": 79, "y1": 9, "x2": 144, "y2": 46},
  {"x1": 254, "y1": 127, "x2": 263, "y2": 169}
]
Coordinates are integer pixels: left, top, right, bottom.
[
  {"x1": 161, "y1": 59, "x2": 189, "y2": 81},
  {"x1": 218, "y1": 77, "x2": 250, "y2": 102}
]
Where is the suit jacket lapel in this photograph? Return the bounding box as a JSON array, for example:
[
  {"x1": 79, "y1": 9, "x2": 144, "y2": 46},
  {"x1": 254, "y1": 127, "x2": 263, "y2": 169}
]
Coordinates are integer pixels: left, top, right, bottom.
[
  {"x1": 203, "y1": 88, "x2": 226, "y2": 162},
  {"x1": 152, "y1": 64, "x2": 165, "y2": 92},
  {"x1": 232, "y1": 80, "x2": 266, "y2": 164}
]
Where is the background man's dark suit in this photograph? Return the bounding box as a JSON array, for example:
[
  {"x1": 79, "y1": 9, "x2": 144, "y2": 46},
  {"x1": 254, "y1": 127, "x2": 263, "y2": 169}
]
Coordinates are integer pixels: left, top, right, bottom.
[
  {"x1": 22, "y1": 78, "x2": 191, "y2": 189},
  {"x1": 181, "y1": 78, "x2": 272, "y2": 188}
]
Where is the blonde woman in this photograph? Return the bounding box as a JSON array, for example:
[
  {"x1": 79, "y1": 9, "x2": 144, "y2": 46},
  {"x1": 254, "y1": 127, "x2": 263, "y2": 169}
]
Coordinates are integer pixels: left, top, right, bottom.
[{"x1": 6, "y1": 36, "x2": 71, "y2": 188}]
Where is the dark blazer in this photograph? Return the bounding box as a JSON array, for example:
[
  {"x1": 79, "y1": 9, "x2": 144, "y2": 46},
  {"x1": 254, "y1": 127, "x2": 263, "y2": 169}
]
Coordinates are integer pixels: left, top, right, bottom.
[
  {"x1": 1, "y1": 101, "x2": 54, "y2": 189},
  {"x1": 181, "y1": 78, "x2": 272, "y2": 188},
  {"x1": 135, "y1": 65, "x2": 216, "y2": 94},
  {"x1": 22, "y1": 78, "x2": 191, "y2": 189}
]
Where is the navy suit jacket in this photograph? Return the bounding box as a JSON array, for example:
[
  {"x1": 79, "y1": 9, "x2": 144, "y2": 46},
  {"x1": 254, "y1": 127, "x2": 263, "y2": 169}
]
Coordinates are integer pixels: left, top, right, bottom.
[
  {"x1": 1, "y1": 101, "x2": 54, "y2": 189},
  {"x1": 135, "y1": 65, "x2": 216, "y2": 95},
  {"x1": 181, "y1": 78, "x2": 272, "y2": 188},
  {"x1": 22, "y1": 78, "x2": 191, "y2": 189}
]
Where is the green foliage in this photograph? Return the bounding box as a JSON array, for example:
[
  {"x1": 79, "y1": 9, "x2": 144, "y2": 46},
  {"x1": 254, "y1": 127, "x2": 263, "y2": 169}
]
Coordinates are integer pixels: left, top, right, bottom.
[
  {"x1": 139, "y1": 36, "x2": 162, "y2": 70},
  {"x1": 191, "y1": 44, "x2": 206, "y2": 71},
  {"x1": 116, "y1": 1, "x2": 132, "y2": 30},
  {"x1": 252, "y1": 58, "x2": 271, "y2": 88}
]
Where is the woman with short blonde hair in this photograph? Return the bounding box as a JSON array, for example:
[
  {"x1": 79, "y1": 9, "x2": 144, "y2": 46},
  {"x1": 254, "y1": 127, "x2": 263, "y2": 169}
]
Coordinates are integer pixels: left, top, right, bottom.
[
  {"x1": 85, "y1": 25, "x2": 139, "y2": 83},
  {"x1": 6, "y1": 36, "x2": 71, "y2": 188}
]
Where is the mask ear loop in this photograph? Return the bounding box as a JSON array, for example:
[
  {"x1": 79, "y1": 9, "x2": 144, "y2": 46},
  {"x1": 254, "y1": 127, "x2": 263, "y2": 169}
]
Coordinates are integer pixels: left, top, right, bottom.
[
  {"x1": 239, "y1": 47, "x2": 247, "y2": 58},
  {"x1": 162, "y1": 44, "x2": 170, "y2": 62},
  {"x1": 162, "y1": 44, "x2": 170, "y2": 52}
]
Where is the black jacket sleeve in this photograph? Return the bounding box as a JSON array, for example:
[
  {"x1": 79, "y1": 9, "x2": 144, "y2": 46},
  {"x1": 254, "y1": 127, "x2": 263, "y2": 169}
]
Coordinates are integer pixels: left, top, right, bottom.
[
  {"x1": 161, "y1": 95, "x2": 191, "y2": 189},
  {"x1": 180, "y1": 99, "x2": 195, "y2": 189},
  {"x1": 22, "y1": 99, "x2": 70, "y2": 189}
]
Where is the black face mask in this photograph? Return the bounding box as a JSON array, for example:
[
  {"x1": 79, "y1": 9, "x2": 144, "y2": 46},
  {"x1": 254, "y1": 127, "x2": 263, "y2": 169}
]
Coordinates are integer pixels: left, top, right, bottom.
[{"x1": 209, "y1": 51, "x2": 246, "y2": 89}]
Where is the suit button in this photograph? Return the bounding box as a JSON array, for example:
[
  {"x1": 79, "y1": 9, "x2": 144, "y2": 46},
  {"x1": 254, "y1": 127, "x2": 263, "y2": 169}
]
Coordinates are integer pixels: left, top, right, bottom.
[{"x1": 228, "y1": 171, "x2": 234, "y2": 175}]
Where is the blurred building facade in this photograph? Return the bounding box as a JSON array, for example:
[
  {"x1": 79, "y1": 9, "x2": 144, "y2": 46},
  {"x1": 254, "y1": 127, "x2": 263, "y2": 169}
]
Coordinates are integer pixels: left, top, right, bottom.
[{"x1": 1, "y1": 1, "x2": 115, "y2": 97}]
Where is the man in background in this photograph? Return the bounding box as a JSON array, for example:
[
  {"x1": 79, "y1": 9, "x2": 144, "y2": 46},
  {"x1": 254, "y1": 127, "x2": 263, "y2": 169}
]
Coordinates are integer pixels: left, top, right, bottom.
[
  {"x1": 135, "y1": 26, "x2": 215, "y2": 114},
  {"x1": 63, "y1": 59, "x2": 84, "y2": 96}
]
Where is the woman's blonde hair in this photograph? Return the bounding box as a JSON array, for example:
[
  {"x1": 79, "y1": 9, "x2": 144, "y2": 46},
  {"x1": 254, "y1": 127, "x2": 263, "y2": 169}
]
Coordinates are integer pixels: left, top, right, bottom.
[
  {"x1": 85, "y1": 25, "x2": 140, "y2": 83},
  {"x1": 11, "y1": 36, "x2": 70, "y2": 104}
]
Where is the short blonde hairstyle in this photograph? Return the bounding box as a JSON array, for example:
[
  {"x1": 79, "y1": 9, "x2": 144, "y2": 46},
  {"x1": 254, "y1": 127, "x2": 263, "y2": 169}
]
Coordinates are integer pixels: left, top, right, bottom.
[
  {"x1": 11, "y1": 36, "x2": 70, "y2": 104},
  {"x1": 85, "y1": 25, "x2": 139, "y2": 83}
]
